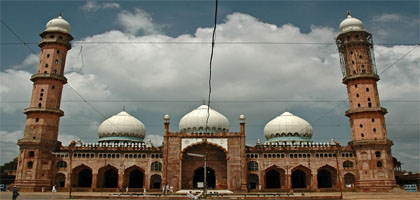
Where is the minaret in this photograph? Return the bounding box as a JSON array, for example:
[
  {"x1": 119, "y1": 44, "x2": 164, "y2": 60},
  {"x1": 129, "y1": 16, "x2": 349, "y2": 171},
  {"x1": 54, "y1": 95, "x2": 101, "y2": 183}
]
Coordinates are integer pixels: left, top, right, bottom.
[
  {"x1": 336, "y1": 11, "x2": 395, "y2": 191},
  {"x1": 15, "y1": 14, "x2": 73, "y2": 192}
]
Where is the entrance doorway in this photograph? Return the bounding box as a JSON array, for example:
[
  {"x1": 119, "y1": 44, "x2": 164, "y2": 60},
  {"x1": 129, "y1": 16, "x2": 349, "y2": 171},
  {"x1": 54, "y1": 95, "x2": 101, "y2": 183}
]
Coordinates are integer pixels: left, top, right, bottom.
[
  {"x1": 128, "y1": 169, "x2": 144, "y2": 188},
  {"x1": 248, "y1": 174, "x2": 259, "y2": 189},
  {"x1": 265, "y1": 170, "x2": 281, "y2": 188},
  {"x1": 104, "y1": 168, "x2": 118, "y2": 188},
  {"x1": 55, "y1": 173, "x2": 65, "y2": 187},
  {"x1": 193, "y1": 167, "x2": 215, "y2": 189},
  {"x1": 291, "y1": 169, "x2": 307, "y2": 188},
  {"x1": 78, "y1": 168, "x2": 92, "y2": 187},
  {"x1": 317, "y1": 169, "x2": 332, "y2": 188},
  {"x1": 150, "y1": 174, "x2": 162, "y2": 189}
]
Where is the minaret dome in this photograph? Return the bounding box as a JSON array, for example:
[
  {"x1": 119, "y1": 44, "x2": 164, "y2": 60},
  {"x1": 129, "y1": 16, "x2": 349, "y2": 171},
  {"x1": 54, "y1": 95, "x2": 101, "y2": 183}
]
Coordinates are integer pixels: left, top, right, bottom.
[
  {"x1": 339, "y1": 11, "x2": 364, "y2": 33},
  {"x1": 45, "y1": 14, "x2": 71, "y2": 33}
]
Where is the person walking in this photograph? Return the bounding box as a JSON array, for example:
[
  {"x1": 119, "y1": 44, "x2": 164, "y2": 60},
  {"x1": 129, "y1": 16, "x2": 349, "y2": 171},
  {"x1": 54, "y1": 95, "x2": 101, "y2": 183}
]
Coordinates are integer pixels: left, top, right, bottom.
[
  {"x1": 12, "y1": 186, "x2": 19, "y2": 200},
  {"x1": 162, "y1": 184, "x2": 166, "y2": 195},
  {"x1": 52, "y1": 185, "x2": 57, "y2": 193}
]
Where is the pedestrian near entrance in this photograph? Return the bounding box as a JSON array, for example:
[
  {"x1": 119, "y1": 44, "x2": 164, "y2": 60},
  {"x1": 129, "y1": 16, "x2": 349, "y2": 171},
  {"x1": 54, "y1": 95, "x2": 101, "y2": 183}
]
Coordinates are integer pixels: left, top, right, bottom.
[
  {"x1": 162, "y1": 184, "x2": 166, "y2": 195},
  {"x1": 12, "y1": 186, "x2": 19, "y2": 200},
  {"x1": 52, "y1": 185, "x2": 56, "y2": 193}
]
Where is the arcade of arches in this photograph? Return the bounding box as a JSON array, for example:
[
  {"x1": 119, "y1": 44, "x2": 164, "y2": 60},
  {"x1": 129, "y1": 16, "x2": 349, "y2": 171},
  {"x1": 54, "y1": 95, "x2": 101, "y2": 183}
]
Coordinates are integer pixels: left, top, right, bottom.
[
  {"x1": 181, "y1": 143, "x2": 227, "y2": 189},
  {"x1": 69, "y1": 164, "x2": 161, "y2": 190},
  {"x1": 248, "y1": 165, "x2": 341, "y2": 190}
]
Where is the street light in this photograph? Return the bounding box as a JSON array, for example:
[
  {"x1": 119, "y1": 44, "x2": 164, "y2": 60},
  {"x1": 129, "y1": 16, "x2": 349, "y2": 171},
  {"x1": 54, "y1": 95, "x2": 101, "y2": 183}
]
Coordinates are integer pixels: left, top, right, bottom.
[{"x1": 187, "y1": 153, "x2": 207, "y2": 197}]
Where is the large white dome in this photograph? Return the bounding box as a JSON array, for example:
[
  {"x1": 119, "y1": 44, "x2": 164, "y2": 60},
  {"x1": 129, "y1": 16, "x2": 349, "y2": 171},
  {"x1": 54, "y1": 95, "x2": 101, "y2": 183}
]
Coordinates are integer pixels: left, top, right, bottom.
[
  {"x1": 264, "y1": 112, "x2": 313, "y2": 142},
  {"x1": 179, "y1": 105, "x2": 229, "y2": 133},
  {"x1": 339, "y1": 12, "x2": 364, "y2": 33},
  {"x1": 98, "y1": 111, "x2": 146, "y2": 142},
  {"x1": 45, "y1": 15, "x2": 71, "y2": 33}
]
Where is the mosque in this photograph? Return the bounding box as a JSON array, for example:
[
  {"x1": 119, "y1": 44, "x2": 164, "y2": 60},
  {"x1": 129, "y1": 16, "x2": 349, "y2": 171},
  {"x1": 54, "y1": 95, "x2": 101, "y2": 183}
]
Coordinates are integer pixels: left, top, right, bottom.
[{"x1": 14, "y1": 12, "x2": 396, "y2": 192}]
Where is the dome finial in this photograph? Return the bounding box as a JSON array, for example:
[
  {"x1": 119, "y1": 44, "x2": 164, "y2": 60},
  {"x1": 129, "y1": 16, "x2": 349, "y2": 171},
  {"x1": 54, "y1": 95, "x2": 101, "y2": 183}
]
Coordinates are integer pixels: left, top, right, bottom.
[
  {"x1": 123, "y1": 105, "x2": 125, "y2": 111},
  {"x1": 202, "y1": 99, "x2": 206, "y2": 105},
  {"x1": 347, "y1": 10, "x2": 351, "y2": 17},
  {"x1": 59, "y1": 11, "x2": 63, "y2": 17}
]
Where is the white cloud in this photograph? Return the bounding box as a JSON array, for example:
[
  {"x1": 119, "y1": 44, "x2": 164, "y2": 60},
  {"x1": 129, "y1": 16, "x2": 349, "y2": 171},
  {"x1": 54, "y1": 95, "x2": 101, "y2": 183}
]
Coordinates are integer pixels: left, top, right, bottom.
[
  {"x1": 145, "y1": 134, "x2": 164, "y2": 147},
  {"x1": 81, "y1": 1, "x2": 120, "y2": 12},
  {"x1": 58, "y1": 134, "x2": 79, "y2": 146},
  {"x1": 399, "y1": 152, "x2": 420, "y2": 160},
  {"x1": 0, "y1": 130, "x2": 23, "y2": 143},
  {"x1": 372, "y1": 13, "x2": 401, "y2": 23},
  {"x1": 11, "y1": 53, "x2": 39, "y2": 70},
  {"x1": 116, "y1": 8, "x2": 161, "y2": 35},
  {"x1": 369, "y1": 13, "x2": 419, "y2": 44}
]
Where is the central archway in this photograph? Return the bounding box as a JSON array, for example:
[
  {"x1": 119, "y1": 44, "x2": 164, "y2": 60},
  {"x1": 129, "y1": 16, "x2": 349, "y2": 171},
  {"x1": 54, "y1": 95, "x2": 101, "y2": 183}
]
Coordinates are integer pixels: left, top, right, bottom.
[
  {"x1": 193, "y1": 167, "x2": 215, "y2": 189},
  {"x1": 181, "y1": 143, "x2": 227, "y2": 189}
]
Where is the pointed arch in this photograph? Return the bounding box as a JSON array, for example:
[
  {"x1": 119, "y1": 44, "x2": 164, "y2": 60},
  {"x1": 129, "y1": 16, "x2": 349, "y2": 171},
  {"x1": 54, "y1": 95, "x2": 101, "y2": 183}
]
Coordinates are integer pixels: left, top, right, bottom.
[
  {"x1": 317, "y1": 165, "x2": 337, "y2": 188},
  {"x1": 54, "y1": 173, "x2": 66, "y2": 188},
  {"x1": 264, "y1": 165, "x2": 285, "y2": 189},
  {"x1": 123, "y1": 165, "x2": 145, "y2": 188},
  {"x1": 150, "y1": 174, "x2": 162, "y2": 189},
  {"x1": 291, "y1": 165, "x2": 311, "y2": 189},
  {"x1": 181, "y1": 141, "x2": 227, "y2": 154},
  {"x1": 97, "y1": 165, "x2": 118, "y2": 188},
  {"x1": 72, "y1": 164, "x2": 92, "y2": 188}
]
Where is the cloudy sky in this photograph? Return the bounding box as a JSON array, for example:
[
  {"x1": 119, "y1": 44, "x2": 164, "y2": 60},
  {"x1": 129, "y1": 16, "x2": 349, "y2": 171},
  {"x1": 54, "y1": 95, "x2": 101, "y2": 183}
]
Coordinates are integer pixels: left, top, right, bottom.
[{"x1": 1, "y1": 0, "x2": 419, "y2": 171}]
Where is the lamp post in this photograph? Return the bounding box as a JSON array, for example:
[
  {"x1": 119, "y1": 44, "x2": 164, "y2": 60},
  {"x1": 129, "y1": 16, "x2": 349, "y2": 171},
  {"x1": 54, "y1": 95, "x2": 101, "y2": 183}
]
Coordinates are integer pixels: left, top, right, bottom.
[
  {"x1": 68, "y1": 142, "x2": 74, "y2": 199},
  {"x1": 187, "y1": 153, "x2": 207, "y2": 197}
]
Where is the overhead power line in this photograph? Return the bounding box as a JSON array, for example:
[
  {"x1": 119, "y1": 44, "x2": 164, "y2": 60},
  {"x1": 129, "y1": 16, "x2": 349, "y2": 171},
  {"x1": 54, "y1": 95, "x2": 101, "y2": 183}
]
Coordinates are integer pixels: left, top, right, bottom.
[
  {"x1": 206, "y1": 0, "x2": 218, "y2": 131},
  {"x1": 1, "y1": 41, "x2": 418, "y2": 46},
  {"x1": 0, "y1": 18, "x2": 111, "y2": 124},
  {"x1": 311, "y1": 45, "x2": 420, "y2": 124},
  {"x1": 0, "y1": 19, "x2": 38, "y2": 55},
  {"x1": 1, "y1": 100, "x2": 418, "y2": 103}
]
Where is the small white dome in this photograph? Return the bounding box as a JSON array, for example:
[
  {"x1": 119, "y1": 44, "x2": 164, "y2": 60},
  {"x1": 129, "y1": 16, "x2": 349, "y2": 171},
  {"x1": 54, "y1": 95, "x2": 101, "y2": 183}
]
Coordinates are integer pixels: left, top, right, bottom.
[
  {"x1": 45, "y1": 15, "x2": 71, "y2": 33},
  {"x1": 98, "y1": 111, "x2": 146, "y2": 142},
  {"x1": 264, "y1": 112, "x2": 313, "y2": 142},
  {"x1": 179, "y1": 105, "x2": 229, "y2": 133},
  {"x1": 339, "y1": 11, "x2": 364, "y2": 33}
]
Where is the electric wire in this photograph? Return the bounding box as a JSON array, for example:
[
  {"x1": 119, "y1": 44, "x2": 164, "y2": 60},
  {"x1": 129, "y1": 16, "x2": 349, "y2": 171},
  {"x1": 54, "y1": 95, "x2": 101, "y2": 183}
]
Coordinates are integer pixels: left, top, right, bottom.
[
  {"x1": 0, "y1": 19, "x2": 38, "y2": 55},
  {"x1": 311, "y1": 45, "x2": 420, "y2": 125},
  {"x1": 205, "y1": 0, "x2": 218, "y2": 132},
  {"x1": 1, "y1": 41, "x2": 418, "y2": 46},
  {"x1": 0, "y1": 18, "x2": 112, "y2": 126}
]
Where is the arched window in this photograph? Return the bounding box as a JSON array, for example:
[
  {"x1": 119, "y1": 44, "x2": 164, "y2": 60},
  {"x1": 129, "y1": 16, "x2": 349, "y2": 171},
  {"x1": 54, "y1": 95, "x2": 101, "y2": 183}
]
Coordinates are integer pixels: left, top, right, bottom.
[
  {"x1": 29, "y1": 151, "x2": 35, "y2": 158},
  {"x1": 247, "y1": 161, "x2": 258, "y2": 171},
  {"x1": 151, "y1": 162, "x2": 162, "y2": 171},
  {"x1": 56, "y1": 161, "x2": 67, "y2": 169},
  {"x1": 375, "y1": 151, "x2": 381, "y2": 158},
  {"x1": 377, "y1": 161, "x2": 383, "y2": 168},
  {"x1": 27, "y1": 161, "x2": 33, "y2": 169},
  {"x1": 343, "y1": 161, "x2": 354, "y2": 169}
]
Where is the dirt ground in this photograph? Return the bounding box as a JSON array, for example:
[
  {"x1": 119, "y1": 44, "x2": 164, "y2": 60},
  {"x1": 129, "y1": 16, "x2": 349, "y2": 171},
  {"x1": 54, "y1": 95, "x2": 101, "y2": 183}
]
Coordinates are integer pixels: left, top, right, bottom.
[{"x1": 0, "y1": 191, "x2": 418, "y2": 200}]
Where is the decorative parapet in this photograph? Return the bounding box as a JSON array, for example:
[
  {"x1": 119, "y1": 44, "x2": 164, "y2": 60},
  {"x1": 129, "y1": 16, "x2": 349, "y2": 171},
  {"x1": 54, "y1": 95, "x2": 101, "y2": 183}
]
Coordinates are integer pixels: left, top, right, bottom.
[{"x1": 58, "y1": 141, "x2": 163, "y2": 152}]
